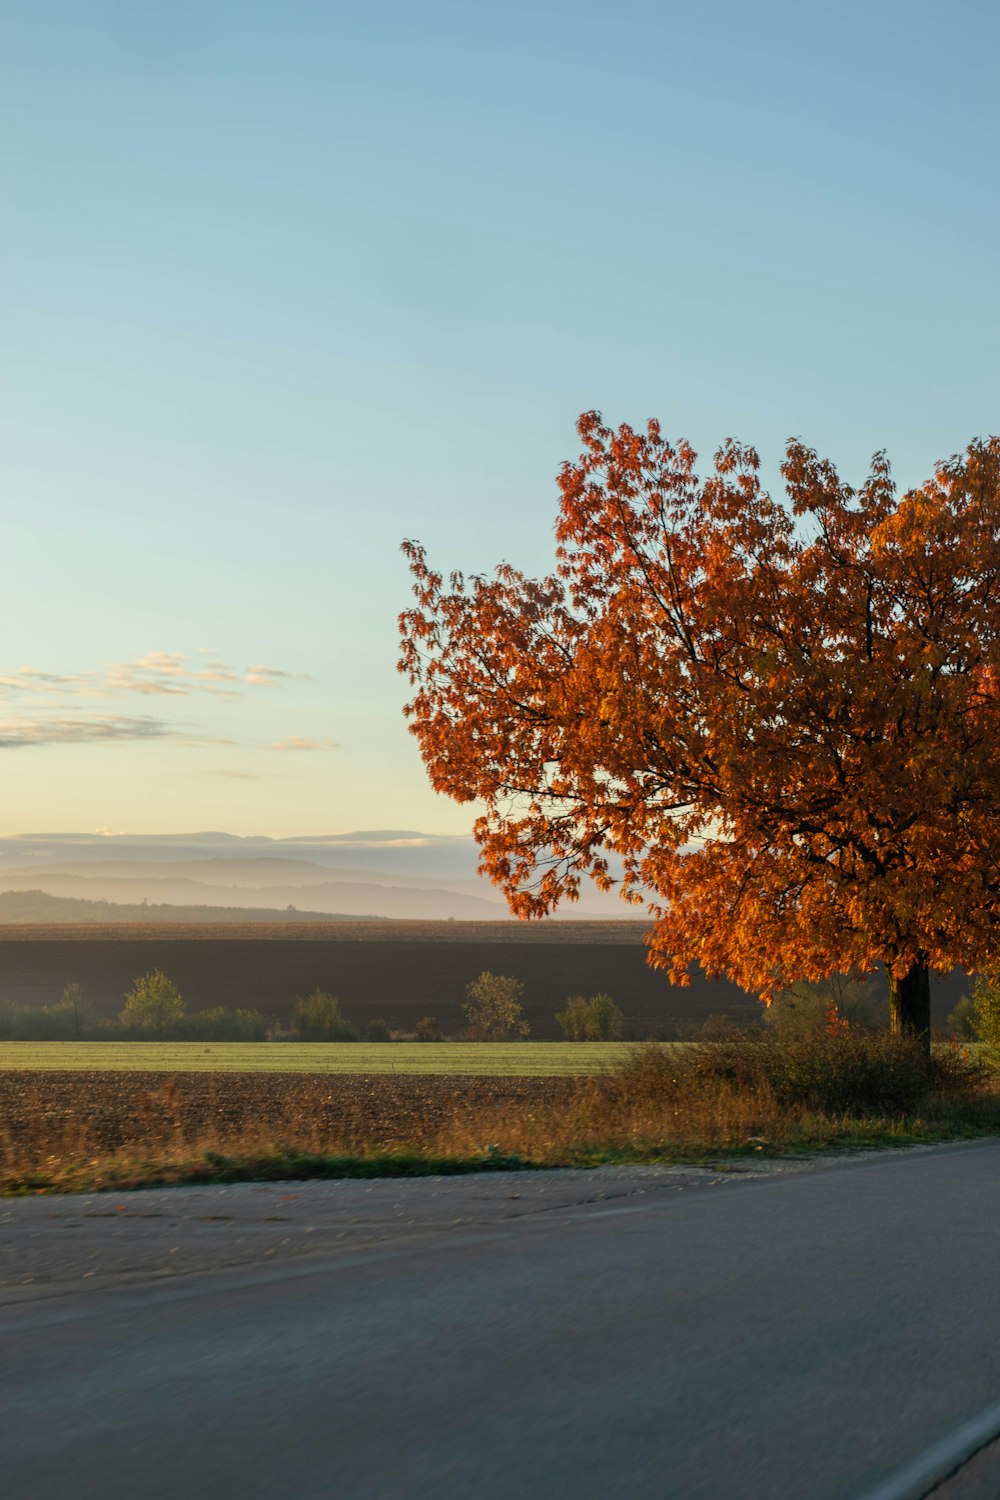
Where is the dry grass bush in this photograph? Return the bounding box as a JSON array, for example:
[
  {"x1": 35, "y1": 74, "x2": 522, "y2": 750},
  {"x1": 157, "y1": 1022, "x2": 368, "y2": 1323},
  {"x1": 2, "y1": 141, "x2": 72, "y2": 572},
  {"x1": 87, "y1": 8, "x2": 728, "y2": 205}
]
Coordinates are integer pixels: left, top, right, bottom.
[
  {"x1": 687, "y1": 1030, "x2": 986, "y2": 1114},
  {"x1": 431, "y1": 1034, "x2": 996, "y2": 1162}
]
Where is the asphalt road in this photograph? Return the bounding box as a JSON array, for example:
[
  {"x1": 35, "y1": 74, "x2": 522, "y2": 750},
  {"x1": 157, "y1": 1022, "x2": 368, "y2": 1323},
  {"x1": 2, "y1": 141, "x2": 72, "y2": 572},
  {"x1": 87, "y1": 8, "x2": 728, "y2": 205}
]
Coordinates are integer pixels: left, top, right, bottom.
[{"x1": 3, "y1": 1145, "x2": 1000, "y2": 1499}]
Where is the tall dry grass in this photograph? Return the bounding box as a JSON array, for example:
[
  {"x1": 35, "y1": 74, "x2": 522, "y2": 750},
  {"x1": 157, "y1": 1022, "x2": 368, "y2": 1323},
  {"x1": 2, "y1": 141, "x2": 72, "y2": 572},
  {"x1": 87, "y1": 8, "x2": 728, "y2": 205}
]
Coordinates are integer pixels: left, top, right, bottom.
[{"x1": 434, "y1": 1037, "x2": 998, "y2": 1160}]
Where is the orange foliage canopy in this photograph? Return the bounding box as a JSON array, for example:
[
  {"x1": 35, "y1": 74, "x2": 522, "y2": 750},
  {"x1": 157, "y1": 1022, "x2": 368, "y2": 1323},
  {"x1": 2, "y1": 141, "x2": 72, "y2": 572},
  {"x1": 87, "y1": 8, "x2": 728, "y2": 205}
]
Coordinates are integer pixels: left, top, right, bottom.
[{"x1": 399, "y1": 413, "x2": 1000, "y2": 1018}]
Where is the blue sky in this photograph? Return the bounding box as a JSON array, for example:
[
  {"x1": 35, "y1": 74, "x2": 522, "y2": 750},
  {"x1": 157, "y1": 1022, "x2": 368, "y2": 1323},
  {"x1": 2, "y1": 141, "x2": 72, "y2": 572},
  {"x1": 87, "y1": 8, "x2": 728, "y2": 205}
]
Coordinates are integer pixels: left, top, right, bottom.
[{"x1": 1, "y1": 0, "x2": 997, "y2": 835}]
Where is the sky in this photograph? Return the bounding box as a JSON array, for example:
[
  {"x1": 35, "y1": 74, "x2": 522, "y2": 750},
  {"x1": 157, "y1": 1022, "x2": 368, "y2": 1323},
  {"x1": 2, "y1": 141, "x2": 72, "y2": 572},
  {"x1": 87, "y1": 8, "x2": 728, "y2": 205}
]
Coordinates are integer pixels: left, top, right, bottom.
[{"x1": 1, "y1": 0, "x2": 998, "y2": 837}]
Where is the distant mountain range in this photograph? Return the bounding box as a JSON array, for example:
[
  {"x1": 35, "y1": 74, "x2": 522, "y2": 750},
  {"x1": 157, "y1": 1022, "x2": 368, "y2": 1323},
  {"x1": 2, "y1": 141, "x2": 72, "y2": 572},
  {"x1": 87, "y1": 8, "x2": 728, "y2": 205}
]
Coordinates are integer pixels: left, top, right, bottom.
[{"x1": 0, "y1": 831, "x2": 632, "y2": 922}]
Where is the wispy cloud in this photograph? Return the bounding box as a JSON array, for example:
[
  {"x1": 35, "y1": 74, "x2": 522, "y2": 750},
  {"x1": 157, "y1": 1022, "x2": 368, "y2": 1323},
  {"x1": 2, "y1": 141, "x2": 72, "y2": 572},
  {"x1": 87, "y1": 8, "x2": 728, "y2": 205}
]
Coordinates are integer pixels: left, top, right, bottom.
[
  {"x1": 0, "y1": 669, "x2": 92, "y2": 696},
  {"x1": 271, "y1": 735, "x2": 339, "y2": 752},
  {"x1": 0, "y1": 716, "x2": 172, "y2": 748},
  {"x1": 194, "y1": 660, "x2": 243, "y2": 686},
  {"x1": 0, "y1": 653, "x2": 321, "y2": 756},
  {"x1": 0, "y1": 717, "x2": 242, "y2": 751},
  {"x1": 0, "y1": 653, "x2": 313, "y2": 703},
  {"x1": 247, "y1": 665, "x2": 314, "y2": 687},
  {"x1": 173, "y1": 735, "x2": 237, "y2": 749},
  {"x1": 104, "y1": 652, "x2": 200, "y2": 696}
]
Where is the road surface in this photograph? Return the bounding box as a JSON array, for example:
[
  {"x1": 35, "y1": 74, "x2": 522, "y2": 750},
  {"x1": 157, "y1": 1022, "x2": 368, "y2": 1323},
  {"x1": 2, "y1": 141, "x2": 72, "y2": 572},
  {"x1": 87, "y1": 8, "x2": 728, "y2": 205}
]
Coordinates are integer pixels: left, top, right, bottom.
[{"x1": 3, "y1": 1144, "x2": 1000, "y2": 1498}]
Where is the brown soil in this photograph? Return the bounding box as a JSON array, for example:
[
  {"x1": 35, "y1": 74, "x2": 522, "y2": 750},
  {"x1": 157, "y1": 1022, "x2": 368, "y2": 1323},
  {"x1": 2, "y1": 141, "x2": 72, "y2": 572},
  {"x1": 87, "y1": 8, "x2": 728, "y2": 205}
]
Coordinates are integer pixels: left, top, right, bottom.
[{"x1": 0, "y1": 1070, "x2": 572, "y2": 1156}]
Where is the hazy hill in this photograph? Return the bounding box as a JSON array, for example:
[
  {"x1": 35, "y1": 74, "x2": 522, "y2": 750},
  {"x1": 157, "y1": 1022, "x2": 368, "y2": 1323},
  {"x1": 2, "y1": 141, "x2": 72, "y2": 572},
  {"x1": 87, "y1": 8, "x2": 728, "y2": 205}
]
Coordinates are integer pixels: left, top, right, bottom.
[
  {"x1": 0, "y1": 870, "x2": 503, "y2": 920},
  {"x1": 0, "y1": 890, "x2": 379, "y2": 924},
  {"x1": 0, "y1": 831, "x2": 631, "y2": 920}
]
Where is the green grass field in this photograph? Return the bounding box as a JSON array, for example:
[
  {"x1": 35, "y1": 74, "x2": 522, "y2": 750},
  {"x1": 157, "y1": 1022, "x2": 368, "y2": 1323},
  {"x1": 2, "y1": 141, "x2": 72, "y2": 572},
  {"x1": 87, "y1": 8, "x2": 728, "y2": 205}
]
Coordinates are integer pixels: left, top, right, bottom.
[{"x1": 0, "y1": 1041, "x2": 679, "y2": 1075}]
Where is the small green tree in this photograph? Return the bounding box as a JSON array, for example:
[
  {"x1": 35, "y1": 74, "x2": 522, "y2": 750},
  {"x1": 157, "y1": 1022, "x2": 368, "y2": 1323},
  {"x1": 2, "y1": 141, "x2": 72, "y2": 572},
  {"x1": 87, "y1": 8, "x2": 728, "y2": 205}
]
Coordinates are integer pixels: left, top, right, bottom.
[
  {"x1": 365, "y1": 1018, "x2": 391, "y2": 1042},
  {"x1": 555, "y1": 995, "x2": 592, "y2": 1040},
  {"x1": 969, "y1": 975, "x2": 1000, "y2": 1057},
  {"x1": 947, "y1": 995, "x2": 977, "y2": 1040},
  {"x1": 415, "y1": 1015, "x2": 442, "y2": 1041},
  {"x1": 61, "y1": 981, "x2": 89, "y2": 1037},
  {"x1": 555, "y1": 993, "x2": 625, "y2": 1041},
  {"x1": 293, "y1": 989, "x2": 358, "y2": 1041},
  {"x1": 463, "y1": 972, "x2": 530, "y2": 1040},
  {"x1": 764, "y1": 983, "x2": 828, "y2": 1037},
  {"x1": 121, "y1": 970, "x2": 185, "y2": 1032},
  {"x1": 588, "y1": 992, "x2": 625, "y2": 1040},
  {"x1": 766, "y1": 974, "x2": 885, "y2": 1037}
]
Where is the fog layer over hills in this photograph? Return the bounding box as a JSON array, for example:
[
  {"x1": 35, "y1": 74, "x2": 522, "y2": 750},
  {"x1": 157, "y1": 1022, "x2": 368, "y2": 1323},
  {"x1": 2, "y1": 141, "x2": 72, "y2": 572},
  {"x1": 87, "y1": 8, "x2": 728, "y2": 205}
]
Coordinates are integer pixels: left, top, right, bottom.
[{"x1": 0, "y1": 831, "x2": 630, "y2": 922}]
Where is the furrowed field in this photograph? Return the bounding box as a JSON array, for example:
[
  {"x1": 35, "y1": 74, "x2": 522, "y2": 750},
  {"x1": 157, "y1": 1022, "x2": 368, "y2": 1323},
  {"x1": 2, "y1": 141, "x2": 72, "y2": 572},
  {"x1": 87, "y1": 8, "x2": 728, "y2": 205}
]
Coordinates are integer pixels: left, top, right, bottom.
[{"x1": 0, "y1": 1068, "x2": 573, "y2": 1167}]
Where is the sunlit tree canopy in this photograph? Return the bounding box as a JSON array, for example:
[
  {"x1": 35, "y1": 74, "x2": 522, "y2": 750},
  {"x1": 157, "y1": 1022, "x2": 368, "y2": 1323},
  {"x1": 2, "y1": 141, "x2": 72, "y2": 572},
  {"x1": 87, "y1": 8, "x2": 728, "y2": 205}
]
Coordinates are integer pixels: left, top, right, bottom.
[{"x1": 399, "y1": 414, "x2": 1000, "y2": 1038}]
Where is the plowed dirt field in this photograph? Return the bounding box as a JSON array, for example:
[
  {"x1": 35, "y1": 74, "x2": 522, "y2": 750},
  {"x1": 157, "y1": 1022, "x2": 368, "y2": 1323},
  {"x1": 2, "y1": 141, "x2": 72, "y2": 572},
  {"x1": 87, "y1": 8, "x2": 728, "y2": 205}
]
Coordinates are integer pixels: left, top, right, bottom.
[{"x1": 0, "y1": 1070, "x2": 570, "y2": 1155}]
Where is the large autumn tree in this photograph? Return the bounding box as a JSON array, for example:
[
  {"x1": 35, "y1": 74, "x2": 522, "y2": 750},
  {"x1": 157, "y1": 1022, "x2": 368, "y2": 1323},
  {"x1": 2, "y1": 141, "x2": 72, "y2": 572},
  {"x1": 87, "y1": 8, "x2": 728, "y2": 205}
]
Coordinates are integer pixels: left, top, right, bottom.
[{"x1": 399, "y1": 414, "x2": 1000, "y2": 1045}]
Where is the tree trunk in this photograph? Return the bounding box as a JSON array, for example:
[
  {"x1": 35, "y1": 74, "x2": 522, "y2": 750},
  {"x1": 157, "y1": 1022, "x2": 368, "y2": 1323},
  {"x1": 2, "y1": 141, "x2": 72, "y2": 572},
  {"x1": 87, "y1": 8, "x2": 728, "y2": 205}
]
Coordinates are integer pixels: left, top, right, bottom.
[{"x1": 887, "y1": 956, "x2": 931, "y2": 1054}]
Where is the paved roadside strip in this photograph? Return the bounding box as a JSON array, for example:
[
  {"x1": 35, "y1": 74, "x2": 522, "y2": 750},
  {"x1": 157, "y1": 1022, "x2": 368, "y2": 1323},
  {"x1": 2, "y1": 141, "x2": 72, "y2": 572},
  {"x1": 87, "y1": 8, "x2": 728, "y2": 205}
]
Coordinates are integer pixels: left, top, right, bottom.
[{"x1": 0, "y1": 1160, "x2": 771, "y2": 1298}]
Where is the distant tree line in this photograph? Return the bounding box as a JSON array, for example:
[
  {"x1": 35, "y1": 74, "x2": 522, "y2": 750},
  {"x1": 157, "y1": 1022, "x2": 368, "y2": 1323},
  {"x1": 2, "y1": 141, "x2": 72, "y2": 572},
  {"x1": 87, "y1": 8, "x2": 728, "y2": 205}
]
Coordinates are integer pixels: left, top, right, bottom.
[
  {"x1": 4, "y1": 964, "x2": 996, "y2": 1048},
  {"x1": 0, "y1": 968, "x2": 634, "y2": 1043}
]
